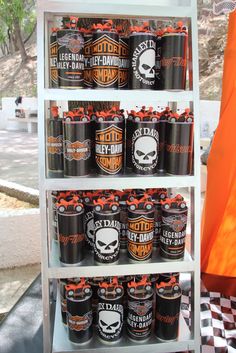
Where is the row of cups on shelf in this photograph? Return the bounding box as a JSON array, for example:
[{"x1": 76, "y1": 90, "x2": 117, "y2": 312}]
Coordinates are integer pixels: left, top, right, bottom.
[
  {"x1": 47, "y1": 105, "x2": 193, "y2": 177},
  {"x1": 50, "y1": 17, "x2": 188, "y2": 90},
  {"x1": 59, "y1": 273, "x2": 182, "y2": 344},
  {"x1": 51, "y1": 188, "x2": 188, "y2": 265}
]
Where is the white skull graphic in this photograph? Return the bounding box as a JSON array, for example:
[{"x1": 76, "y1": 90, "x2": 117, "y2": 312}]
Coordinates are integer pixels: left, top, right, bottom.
[
  {"x1": 99, "y1": 310, "x2": 121, "y2": 335},
  {"x1": 138, "y1": 49, "x2": 155, "y2": 78},
  {"x1": 134, "y1": 136, "x2": 158, "y2": 165},
  {"x1": 85, "y1": 218, "x2": 94, "y2": 242},
  {"x1": 95, "y1": 228, "x2": 119, "y2": 254}
]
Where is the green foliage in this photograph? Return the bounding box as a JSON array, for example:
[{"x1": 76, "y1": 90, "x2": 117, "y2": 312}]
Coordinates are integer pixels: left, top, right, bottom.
[
  {"x1": 0, "y1": 0, "x2": 36, "y2": 43},
  {"x1": 23, "y1": 9, "x2": 36, "y2": 35},
  {"x1": 0, "y1": 18, "x2": 7, "y2": 42}
]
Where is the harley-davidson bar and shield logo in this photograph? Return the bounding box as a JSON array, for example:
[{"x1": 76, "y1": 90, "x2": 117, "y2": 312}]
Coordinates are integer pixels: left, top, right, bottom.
[
  {"x1": 95, "y1": 124, "x2": 123, "y2": 174},
  {"x1": 162, "y1": 214, "x2": 187, "y2": 232},
  {"x1": 92, "y1": 34, "x2": 119, "y2": 87},
  {"x1": 67, "y1": 311, "x2": 93, "y2": 331},
  {"x1": 47, "y1": 135, "x2": 63, "y2": 155},
  {"x1": 127, "y1": 216, "x2": 154, "y2": 261},
  {"x1": 128, "y1": 300, "x2": 152, "y2": 316},
  {"x1": 64, "y1": 139, "x2": 91, "y2": 161}
]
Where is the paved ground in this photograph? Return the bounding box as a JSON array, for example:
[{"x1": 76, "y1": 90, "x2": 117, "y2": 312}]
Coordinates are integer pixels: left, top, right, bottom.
[
  {"x1": 0, "y1": 130, "x2": 38, "y2": 189},
  {"x1": 0, "y1": 264, "x2": 40, "y2": 318},
  {"x1": 0, "y1": 130, "x2": 39, "y2": 320}
]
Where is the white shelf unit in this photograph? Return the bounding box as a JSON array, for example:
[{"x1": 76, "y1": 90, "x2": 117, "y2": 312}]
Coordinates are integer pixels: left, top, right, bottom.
[{"x1": 37, "y1": 1, "x2": 201, "y2": 353}]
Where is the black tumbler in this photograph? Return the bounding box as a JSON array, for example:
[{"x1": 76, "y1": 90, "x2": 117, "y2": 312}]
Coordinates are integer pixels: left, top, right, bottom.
[
  {"x1": 66, "y1": 284, "x2": 93, "y2": 343},
  {"x1": 155, "y1": 282, "x2": 181, "y2": 340},
  {"x1": 58, "y1": 208, "x2": 85, "y2": 265},
  {"x1": 131, "y1": 120, "x2": 159, "y2": 175},
  {"x1": 47, "y1": 117, "x2": 64, "y2": 175},
  {"x1": 63, "y1": 119, "x2": 92, "y2": 177},
  {"x1": 160, "y1": 31, "x2": 188, "y2": 90},
  {"x1": 129, "y1": 32, "x2": 156, "y2": 90},
  {"x1": 165, "y1": 121, "x2": 193, "y2": 175},
  {"x1": 57, "y1": 28, "x2": 84, "y2": 89},
  {"x1": 160, "y1": 207, "x2": 188, "y2": 261},
  {"x1": 127, "y1": 281, "x2": 153, "y2": 340},
  {"x1": 94, "y1": 210, "x2": 121, "y2": 264},
  {"x1": 97, "y1": 282, "x2": 124, "y2": 342}
]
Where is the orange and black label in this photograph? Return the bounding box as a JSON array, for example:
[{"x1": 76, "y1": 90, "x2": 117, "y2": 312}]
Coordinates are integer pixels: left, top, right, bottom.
[
  {"x1": 127, "y1": 215, "x2": 154, "y2": 261},
  {"x1": 161, "y1": 56, "x2": 186, "y2": 68},
  {"x1": 95, "y1": 124, "x2": 123, "y2": 175},
  {"x1": 67, "y1": 311, "x2": 93, "y2": 331},
  {"x1": 119, "y1": 37, "x2": 129, "y2": 88},
  {"x1": 84, "y1": 35, "x2": 93, "y2": 87},
  {"x1": 47, "y1": 135, "x2": 63, "y2": 155},
  {"x1": 64, "y1": 139, "x2": 91, "y2": 161},
  {"x1": 156, "y1": 312, "x2": 179, "y2": 325},
  {"x1": 50, "y1": 35, "x2": 58, "y2": 86},
  {"x1": 92, "y1": 33, "x2": 119, "y2": 88},
  {"x1": 59, "y1": 233, "x2": 85, "y2": 246},
  {"x1": 166, "y1": 143, "x2": 192, "y2": 154}
]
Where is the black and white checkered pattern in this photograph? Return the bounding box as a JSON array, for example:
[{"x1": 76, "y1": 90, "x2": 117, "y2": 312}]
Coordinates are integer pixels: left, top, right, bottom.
[
  {"x1": 213, "y1": 0, "x2": 236, "y2": 15},
  {"x1": 181, "y1": 290, "x2": 236, "y2": 352}
]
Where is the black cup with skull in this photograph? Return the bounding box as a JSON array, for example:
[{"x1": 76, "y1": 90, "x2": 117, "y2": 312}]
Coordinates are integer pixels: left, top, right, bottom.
[
  {"x1": 97, "y1": 279, "x2": 124, "y2": 342},
  {"x1": 130, "y1": 120, "x2": 159, "y2": 175},
  {"x1": 94, "y1": 207, "x2": 121, "y2": 264},
  {"x1": 129, "y1": 32, "x2": 156, "y2": 90}
]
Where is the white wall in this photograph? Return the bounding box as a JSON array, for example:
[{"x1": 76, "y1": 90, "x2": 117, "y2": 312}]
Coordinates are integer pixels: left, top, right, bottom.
[
  {"x1": 0, "y1": 209, "x2": 41, "y2": 268},
  {"x1": 199, "y1": 100, "x2": 221, "y2": 138},
  {"x1": 0, "y1": 97, "x2": 37, "y2": 131}
]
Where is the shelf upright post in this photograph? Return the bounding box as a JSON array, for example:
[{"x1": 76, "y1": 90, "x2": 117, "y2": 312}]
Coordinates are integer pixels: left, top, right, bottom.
[
  {"x1": 37, "y1": 1, "x2": 52, "y2": 353},
  {"x1": 190, "y1": 0, "x2": 201, "y2": 352}
]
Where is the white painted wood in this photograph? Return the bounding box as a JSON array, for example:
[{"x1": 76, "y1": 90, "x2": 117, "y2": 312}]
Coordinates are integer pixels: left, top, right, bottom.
[
  {"x1": 44, "y1": 88, "x2": 194, "y2": 102},
  {"x1": 45, "y1": 175, "x2": 196, "y2": 191},
  {"x1": 39, "y1": 0, "x2": 192, "y2": 17}
]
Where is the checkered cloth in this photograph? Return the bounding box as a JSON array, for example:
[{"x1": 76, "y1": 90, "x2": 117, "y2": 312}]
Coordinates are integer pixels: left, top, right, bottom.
[
  {"x1": 213, "y1": 0, "x2": 236, "y2": 15},
  {"x1": 181, "y1": 291, "x2": 236, "y2": 352}
]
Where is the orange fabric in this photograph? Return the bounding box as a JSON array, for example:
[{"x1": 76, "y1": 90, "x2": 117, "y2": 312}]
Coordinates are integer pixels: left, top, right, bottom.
[
  {"x1": 201, "y1": 273, "x2": 236, "y2": 297},
  {"x1": 201, "y1": 11, "x2": 236, "y2": 286}
]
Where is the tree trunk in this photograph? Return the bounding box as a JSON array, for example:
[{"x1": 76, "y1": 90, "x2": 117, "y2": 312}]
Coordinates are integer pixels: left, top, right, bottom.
[
  {"x1": 7, "y1": 29, "x2": 14, "y2": 54},
  {"x1": 14, "y1": 19, "x2": 28, "y2": 62},
  {"x1": 5, "y1": 41, "x2": 9, "y2": 55},
  {"x1": 12, "y1": 33, "x2": 19, "y2": 52},
  {"x1": 1, "y1": 44, "x2": 6, "y2": 56}
]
